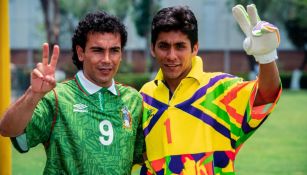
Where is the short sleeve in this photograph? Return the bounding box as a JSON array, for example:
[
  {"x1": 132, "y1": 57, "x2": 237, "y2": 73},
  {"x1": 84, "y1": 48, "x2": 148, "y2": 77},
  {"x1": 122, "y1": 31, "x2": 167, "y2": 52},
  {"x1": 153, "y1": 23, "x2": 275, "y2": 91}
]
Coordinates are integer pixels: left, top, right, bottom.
[
  {"x1": 225, "y1": 79, "x2": 282, "y2": 149},
  {"x1": 11, "y1": 90, "x2": 56, "y2": 152},
  {"x1": 133, "y1": 112, "x2": 146, "y2": 164}
]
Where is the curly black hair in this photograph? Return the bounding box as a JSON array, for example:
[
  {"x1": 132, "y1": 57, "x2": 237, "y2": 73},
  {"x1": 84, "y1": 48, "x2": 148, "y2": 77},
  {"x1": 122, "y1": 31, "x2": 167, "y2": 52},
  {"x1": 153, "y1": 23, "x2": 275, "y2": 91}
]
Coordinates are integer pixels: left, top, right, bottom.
[
  {"x1": 151, "y1": 6, "x2": 198, "y2": 49},
  {"x1": 72, "y1": 11, "x2": 127, "y2": 70}
]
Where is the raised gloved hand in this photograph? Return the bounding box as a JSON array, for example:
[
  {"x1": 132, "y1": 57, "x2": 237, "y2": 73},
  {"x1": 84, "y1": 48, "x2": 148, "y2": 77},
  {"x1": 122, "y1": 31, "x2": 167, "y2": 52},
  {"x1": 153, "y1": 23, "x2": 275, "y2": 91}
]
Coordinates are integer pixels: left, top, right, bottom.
[{"x1": 232, "y1": 4, "x2": 280, "y2": 64}]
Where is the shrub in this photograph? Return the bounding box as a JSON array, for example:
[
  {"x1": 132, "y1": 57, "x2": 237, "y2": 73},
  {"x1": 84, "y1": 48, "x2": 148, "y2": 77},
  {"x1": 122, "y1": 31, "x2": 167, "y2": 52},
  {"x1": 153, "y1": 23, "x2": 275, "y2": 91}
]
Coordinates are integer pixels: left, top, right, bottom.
[{"x1": 115, "y1": 73, "x2": 151, "y2": 91}]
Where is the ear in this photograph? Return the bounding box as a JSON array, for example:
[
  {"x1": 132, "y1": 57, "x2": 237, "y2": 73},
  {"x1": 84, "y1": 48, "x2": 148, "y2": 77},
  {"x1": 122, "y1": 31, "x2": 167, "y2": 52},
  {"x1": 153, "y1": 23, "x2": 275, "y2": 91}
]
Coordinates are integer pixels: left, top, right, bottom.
[
  {"x1": 76, "y1": 45, "x2": 84, "y2": 61},
  {"x1": 192, "y1": 42, "x2": 199, "y2": 56},
  {"x1": 150, "y1": 44, "x2": 156, "y2": 58}
]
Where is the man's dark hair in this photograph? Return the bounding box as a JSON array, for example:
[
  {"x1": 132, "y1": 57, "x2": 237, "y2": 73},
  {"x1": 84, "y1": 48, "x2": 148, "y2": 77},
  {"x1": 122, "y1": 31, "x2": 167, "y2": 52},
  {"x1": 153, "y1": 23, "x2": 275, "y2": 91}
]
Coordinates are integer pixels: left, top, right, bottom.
[
  {"x1": 72, "y1": 11, "x2": 127, "y2": 70},
  {"x1": 151, "y1": 6, "x2": 198, "y2": 49}
]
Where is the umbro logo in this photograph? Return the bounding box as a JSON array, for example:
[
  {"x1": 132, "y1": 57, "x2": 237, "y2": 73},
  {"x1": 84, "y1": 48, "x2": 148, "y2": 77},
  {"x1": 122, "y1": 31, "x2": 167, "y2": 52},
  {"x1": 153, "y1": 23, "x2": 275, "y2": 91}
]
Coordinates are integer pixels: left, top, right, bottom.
[{"x1": 73, "y1": 103, "x2": 88, "y2": 113}]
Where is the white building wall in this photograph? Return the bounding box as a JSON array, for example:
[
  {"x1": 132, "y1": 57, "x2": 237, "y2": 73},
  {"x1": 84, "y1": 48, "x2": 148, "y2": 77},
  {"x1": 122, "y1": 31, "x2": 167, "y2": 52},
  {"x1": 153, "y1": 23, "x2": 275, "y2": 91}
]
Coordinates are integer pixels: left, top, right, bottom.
[
  {"x1": 9, "y1": 0, "x2": 294, "y2": 50},
  {"x1": 10, "y1": 0, "x2": 45, "y2": 49},
  {"x1": 161, "y1": 0, "x2": 293, "y2": 50}
]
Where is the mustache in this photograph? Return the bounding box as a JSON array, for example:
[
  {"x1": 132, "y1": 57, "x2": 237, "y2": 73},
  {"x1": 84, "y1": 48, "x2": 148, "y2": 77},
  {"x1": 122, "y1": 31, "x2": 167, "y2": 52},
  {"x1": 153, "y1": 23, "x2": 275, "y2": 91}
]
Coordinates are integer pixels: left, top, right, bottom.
[{"x1": 97, "y1": 64, "x2": 112, "y2": 69}]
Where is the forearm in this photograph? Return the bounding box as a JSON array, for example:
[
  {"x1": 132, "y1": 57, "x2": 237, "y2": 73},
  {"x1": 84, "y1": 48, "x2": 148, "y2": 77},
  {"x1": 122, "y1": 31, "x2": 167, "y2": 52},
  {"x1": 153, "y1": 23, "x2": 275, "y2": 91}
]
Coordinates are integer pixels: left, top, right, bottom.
[
  {"x1": 0, "y1": 87, "x2": 45, "y2": 137},
  {"x1": 254, "y1": 61, "x2": 280, "y2": 106}
]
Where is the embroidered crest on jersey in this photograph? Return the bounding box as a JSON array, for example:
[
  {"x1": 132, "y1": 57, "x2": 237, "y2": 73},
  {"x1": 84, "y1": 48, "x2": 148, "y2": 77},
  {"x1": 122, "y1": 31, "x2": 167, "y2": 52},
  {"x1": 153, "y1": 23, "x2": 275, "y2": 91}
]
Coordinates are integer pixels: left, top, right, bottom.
[
  {"x1": 73, "y1": 103, "x2": 88, "y2": 113},
  {"x1": 121, "y1": 106, "x2": 132, "y2": 128},
  {"x1": 146, "y1": 109, "x2": 154, "y2": 118}
]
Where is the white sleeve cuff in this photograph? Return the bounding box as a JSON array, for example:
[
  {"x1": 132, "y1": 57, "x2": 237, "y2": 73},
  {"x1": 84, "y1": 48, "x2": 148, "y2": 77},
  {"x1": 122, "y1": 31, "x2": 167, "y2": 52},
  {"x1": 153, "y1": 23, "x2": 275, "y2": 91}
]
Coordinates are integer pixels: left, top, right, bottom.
[
  {"x1": 12, "y1": 133, "x2": 29, "y2": 153},
  {"x1": 254, "y1": 50, "x2": 278, "y2": 64}
]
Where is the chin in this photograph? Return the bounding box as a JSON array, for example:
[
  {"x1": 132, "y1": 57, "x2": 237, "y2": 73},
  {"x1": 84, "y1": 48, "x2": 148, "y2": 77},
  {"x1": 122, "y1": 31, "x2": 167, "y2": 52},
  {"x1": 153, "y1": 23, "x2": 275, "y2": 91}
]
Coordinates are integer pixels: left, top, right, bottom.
[{"x1": 165, "y1": 74, "x2": 180, "y2": 80}]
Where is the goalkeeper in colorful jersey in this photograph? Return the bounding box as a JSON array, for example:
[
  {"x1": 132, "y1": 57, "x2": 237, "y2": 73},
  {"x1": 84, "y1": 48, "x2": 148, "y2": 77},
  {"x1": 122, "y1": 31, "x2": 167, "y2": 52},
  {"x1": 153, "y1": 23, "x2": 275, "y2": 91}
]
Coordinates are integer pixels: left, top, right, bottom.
[
  {"x1": 132, "y1": 4, "x2": 282, "y2": 175},
  {"x1": 0, "y1": 11, "x2": 144, "y2": 174}
]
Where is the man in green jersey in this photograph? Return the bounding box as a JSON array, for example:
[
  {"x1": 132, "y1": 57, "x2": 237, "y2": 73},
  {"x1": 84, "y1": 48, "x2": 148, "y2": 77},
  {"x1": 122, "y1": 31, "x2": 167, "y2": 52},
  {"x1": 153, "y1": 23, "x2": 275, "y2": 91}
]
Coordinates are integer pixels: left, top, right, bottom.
[{"x1": 0, "y1": 11, "x2": 144, "y2": 174}]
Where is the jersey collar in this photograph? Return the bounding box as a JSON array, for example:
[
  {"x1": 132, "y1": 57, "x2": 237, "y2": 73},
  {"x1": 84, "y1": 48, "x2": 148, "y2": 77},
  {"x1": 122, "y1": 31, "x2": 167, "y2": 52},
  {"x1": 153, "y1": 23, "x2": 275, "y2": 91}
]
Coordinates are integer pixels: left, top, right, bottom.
[
  {"x1": 154, "y1": 56, "x2": 204, "y2": 83},
  {"x1": 75, "y1": 70, "x2": 118, "y2": 96}
]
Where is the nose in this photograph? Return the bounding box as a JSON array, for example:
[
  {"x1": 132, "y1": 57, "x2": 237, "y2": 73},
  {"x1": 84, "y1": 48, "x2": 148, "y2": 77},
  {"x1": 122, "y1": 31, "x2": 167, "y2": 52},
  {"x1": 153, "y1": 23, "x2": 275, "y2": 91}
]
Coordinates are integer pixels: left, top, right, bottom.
[
  {"x1": 166, "y1": 47, "x2": 176, "y2": 61},
  {"x1": 101, "y1": 51, "x2": 111, "y2": 63}
]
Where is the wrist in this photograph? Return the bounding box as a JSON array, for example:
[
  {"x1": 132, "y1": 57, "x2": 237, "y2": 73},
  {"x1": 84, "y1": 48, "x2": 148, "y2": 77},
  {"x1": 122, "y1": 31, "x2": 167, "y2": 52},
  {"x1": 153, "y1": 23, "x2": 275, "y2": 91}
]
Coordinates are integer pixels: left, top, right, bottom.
[
  {"x1": 254, "y1": 49, "x2": 278, "y2": 64},
  {"x1": 27, "y1": 86, "x2": 46, "y2": 102}
]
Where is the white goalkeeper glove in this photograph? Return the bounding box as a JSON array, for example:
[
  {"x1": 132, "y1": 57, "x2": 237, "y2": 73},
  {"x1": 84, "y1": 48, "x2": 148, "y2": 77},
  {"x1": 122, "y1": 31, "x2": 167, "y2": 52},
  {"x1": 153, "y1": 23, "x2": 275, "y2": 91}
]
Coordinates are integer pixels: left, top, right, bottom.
[{"x1": 232, "y1": 4, "x2": 280, "y2": 64}]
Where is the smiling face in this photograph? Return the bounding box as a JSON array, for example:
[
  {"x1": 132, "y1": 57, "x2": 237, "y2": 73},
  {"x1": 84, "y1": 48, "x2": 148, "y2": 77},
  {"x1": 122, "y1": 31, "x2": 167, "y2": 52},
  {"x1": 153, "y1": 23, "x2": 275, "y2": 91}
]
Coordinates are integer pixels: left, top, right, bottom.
[
  {"x1": 151, "y1": 31, "x2": 198, "y2": 89},
  {"x1": 77, "y1": 32, "x2": 122, "y2": 87}
]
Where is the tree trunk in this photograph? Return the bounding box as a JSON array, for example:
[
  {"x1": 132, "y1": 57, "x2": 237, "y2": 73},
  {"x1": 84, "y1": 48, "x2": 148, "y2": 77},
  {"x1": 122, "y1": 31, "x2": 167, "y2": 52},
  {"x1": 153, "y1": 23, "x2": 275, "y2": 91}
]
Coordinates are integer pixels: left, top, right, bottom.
[
  {"x1": 40, "y1": 0, "x2": 60, "y2": 49},
  {"x1": 299, "y1": 47, "x2": 307, "y2": 71}
]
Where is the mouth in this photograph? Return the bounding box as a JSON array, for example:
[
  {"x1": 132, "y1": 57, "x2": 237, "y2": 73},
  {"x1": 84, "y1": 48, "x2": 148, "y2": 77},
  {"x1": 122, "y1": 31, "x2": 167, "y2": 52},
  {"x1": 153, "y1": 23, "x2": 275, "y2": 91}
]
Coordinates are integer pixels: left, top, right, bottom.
[
  {"x1": 164, "y1": 63, "x2": 180, "y2": 68},
  {"x1": 98, "y1": 67, "x2": 112, "y2": 74}
]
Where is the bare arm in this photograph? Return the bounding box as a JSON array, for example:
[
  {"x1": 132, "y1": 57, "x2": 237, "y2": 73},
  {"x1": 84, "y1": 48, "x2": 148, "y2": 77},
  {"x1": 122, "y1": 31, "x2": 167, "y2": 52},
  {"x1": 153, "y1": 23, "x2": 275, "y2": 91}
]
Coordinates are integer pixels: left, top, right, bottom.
[
  {"x1": 232, "y1": 4, "x2": 281, "y2": 106},
  {"x1": 0, "y1": 43, "x2": 59, "y2": 137},
  {"x1": 254, "y1": 61, "x2": 280, "y2": 106}
]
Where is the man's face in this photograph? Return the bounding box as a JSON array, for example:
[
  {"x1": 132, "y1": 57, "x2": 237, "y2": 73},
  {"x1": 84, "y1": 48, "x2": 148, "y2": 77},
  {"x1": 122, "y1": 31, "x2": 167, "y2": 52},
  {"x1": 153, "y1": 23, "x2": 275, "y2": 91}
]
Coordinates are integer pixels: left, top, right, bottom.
[
  {"x1": 77, "y1": 32, "x2": 122, "y2": 87},
  {"x1": 151, "y1": 31, "x2": 198, "y2": 83}
]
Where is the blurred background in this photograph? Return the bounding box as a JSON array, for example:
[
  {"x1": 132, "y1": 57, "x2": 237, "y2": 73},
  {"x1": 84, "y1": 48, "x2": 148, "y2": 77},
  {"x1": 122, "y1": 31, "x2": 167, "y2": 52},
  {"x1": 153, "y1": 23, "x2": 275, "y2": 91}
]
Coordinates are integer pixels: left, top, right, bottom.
[
  {"x1": 9, "y1": 0, "x2": 307, "y2": 95},
  {"x1": 2, "y1": 0, "x2": 307, "y2": 174}
]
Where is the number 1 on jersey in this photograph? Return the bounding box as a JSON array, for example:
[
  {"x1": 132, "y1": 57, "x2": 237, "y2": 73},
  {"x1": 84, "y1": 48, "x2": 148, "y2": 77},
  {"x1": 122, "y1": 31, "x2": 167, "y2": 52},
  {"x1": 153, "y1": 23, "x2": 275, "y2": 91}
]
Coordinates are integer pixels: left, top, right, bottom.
[{"x1": 164, "y1": 118, "x2": 172, "y2": 144}]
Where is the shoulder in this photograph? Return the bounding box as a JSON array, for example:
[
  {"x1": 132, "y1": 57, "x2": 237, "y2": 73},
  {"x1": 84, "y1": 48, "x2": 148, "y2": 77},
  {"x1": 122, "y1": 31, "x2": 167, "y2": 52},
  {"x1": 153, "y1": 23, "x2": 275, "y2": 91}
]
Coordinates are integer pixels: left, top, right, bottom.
[
  {"x1": 55, "y1": 78, "x2": 76, "y2": 89},
  {"x1": 41, "y1": 79, "x2": 77, "y2": 101},
  {"x1": 140, "y1": 80, "x2": 156, "y2": 93},
  {"x1": 53, "y1": 78, "x2": 78, "y2": 93},
  {"x1": 202, "y1": 72, "x2": 242, "y2": 83},
  {"x1": 115, "y1": 82, "x2": 142, "y2": 99}
]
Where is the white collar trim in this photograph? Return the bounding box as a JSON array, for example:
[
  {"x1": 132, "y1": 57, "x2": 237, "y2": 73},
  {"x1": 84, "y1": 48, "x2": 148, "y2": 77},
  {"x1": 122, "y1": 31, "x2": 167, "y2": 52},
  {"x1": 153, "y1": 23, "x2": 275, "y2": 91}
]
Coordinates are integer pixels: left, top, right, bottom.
[{"x1": 76, "y1": 70, "x2": 117, "y2": 95}]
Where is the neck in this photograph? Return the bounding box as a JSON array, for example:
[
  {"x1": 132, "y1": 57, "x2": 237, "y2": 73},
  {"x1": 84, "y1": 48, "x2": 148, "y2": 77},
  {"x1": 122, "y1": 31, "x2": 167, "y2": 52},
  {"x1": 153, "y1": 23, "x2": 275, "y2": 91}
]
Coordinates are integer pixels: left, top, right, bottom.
[{"x1": 164, "y1": 78, "x2": 182, "y2": 94}]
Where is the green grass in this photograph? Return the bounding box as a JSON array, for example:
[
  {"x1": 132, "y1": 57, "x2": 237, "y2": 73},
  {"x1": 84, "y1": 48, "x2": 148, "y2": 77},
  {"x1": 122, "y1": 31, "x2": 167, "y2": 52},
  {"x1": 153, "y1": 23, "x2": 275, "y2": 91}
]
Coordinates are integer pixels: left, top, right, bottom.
[
  {"x1": 236, "y1": 90, "x2": 307, "y2": 175},
  {"x1": 12, "y1": 90, "x2": 307, "y2": 175},
  {"x1": 12, "y1": 144, "x2": 45, "y2": 175}
]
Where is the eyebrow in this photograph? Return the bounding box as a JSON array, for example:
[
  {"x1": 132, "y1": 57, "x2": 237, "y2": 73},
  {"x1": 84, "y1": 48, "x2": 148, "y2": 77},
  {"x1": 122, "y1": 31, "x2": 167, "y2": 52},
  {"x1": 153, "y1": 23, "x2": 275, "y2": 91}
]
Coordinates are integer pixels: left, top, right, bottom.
[
  {"x1": 89, "y1": 46, "x2": 122, "y2": 50},
  {"x1": 158, "y1": 41, "x2": 187, "y2": 45}
]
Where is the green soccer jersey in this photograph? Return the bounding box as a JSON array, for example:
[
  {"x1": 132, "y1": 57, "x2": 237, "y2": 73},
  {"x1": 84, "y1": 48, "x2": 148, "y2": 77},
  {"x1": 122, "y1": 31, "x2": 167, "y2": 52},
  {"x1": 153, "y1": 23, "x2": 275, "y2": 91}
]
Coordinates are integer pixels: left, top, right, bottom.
[{"x1": 12, "y1": 71, "x2": 144, "y2": 175}]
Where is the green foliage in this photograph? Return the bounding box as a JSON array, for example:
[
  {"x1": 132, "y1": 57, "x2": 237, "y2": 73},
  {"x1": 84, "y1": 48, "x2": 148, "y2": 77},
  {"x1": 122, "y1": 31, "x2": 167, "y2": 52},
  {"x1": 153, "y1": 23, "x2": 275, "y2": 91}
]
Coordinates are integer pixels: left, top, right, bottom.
[
  {"x1": 229, "y1": 0, "x2": 292, "y2": 22},
  {"x1": 107, "y1": 0, "x2": 133, "y2": 20},
  {"x1": 131, "y1": 0, "x2": 161, "y2": 72},
  {"x1": 279, "y1": 72, "x2": 307, "y2": 89},
  {"x1": 230, "y1": 0, "x2": 307, "y2": 49},
  {"x1": 115, "y1": 73, "x2": 151, "y2": 90},
  {"x1": 58, "y1": 0, "x2": 132, "y2": 41},
  {"x1": 236, "y1": 72, "x2": 307, "y2": 89},
  {"x1": 60, "y1": 0, "x2": 107, "y2": 19},
  {"x1": 118, "y1": 59, "x2": 133, "y2": 74},
  {"x1": 59, "y1": 0, "x2": 133, "y2": 23},
  {"x1": 132, "y1": 0, "x2": 160, "y2": 37},
  {"x1": 132, "y1": 0, "x2": 150, "y2": 37},
  {"x1": 284, "y1": 0, "x2": 307, "y2": 49}
]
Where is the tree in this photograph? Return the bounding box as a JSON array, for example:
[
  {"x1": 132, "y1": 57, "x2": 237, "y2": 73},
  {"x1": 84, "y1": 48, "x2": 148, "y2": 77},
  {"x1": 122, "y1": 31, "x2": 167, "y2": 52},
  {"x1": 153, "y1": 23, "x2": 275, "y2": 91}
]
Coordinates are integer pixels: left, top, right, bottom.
[
  {"x1": 40, "y1": 0, "x2": 60, "y2": 47},
  {"x1": 39, "y1": 0, "x2": 133, "y2": 77},
  {"x1": 231, "y1": 0, "x2": 307, "y2": 71},
  {"x1": 132, "y1": 0, "x2": 160, "y2": 72},
  {"x1": 284, "y1": 0, "x2": 307, "y2": 71},
  {"x1": 59, "y1": 0, "x2": 132, "y2": 30},
  {"x1": 59, "y1": 0, "x2": 129, "y2": 20}
]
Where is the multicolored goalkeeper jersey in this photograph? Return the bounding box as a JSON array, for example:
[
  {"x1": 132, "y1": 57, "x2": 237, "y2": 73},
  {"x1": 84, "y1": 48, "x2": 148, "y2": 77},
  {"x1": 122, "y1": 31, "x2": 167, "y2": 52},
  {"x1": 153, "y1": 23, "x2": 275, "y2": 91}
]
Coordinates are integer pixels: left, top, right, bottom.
[
  {"x1": 12, "y1": 71, "x2": 144, "y2": 175},
  {"x1": 138, "y1": 56, "x2": 281, "y2": 175}
]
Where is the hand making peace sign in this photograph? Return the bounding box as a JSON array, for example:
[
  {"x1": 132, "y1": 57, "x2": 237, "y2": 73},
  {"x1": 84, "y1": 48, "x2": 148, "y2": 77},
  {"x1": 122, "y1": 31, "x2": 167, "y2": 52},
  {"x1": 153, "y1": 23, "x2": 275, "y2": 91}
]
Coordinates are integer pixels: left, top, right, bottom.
[{"x1": 31, "y1": 43, "x2": 60, "y2": 94}]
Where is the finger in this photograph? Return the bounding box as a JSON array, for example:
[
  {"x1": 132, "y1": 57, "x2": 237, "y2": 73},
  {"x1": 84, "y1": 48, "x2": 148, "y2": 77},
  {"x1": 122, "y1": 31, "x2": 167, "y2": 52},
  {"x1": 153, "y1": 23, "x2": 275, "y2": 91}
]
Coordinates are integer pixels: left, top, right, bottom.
[
  {"x1": 232, "y1": 4, "x2": 251, "y2": 36},
  {"x1": 36, "y1": 63, "x2": 44, "y2": 73},
  {"x1": 247, "y1": 4, "x2": 260, "y2": 26},
  {"x1": 50, "y1": 45, "x2": 60, "y2": 69},
  {"x1": 252, "y1": 21, "x2": 278, "y2": 35},
  {"x1": 42, "y1": 43, "x2": 49, "y2": 66},
  {"x1": 45, "y1": 75, "x2": 56, "y2": 86},
  {"x1": 32, "y1": 68, "x2": 44, "y2": 79}
]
